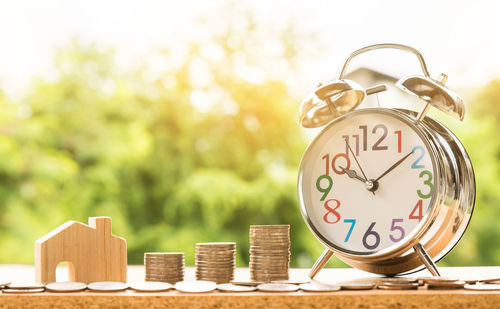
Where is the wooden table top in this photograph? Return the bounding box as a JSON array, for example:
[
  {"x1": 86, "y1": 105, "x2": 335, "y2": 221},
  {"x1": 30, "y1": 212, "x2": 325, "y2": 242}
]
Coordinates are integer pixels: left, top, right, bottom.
[{"x1": 1, "y1": 265, "x2": 500, "y2": 308}]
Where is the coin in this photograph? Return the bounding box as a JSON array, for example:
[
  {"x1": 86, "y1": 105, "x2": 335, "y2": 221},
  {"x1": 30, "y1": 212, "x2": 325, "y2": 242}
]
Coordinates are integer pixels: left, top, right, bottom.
[
  {"x1": 257, "y1": 283, "x2": 299, "y2": 292},
  {"x1": 252, "y1": 271, "x2": 289, "y2": 276},
  {"x1": 129, "y1": 281, "x2": 172, "y2": 292},
  {"x1": 427, "y1": 280, "x2": 465, "y2": 289},
  {"x1": 0, "y1": 281, "x2": 11, "y2": 288},
  {"x1": 253, "y1": 276, "x2": 289, "y2": 282},
  {"x1": 425, "y1": 277, "x2": 461, "y2": 283},
  {"x1": 230, "y1": 281, "x2": 263, "y2": 286},
  {"x1": 87, "y1": 281, "x2": 129, "y2": 292},
  {"x1": 7, "y1": 283, "x2": 46, "y2": 289},
  {"x1": 2, "y1": 288, "x2": 45, "y2": 294},
  {"x1": 251, "y1": 251, "x2": 290, "y2": 263},
  {"x1": 250, "y1": 233, "x2": 289, "y2": 237},
  {"x1": 478, "y1": 278, "x2": 500, "y2": 283},
  {"x1": 146, "y1": 278, "x2": 183, "y2": 284},
  {"x1": 273, "y1": 279, "x2": 310, "y2": 285},
  {"x1": 252, "y1": 274, "x2": 289, "y2": 280},
  {"x1": 250, "y1": 264, "x2": 289, "y2": 270},
  {"x1": 196, "y1": 242, "x2": 236, "y2": 246},
  {"x1": 195, "y1": 253, "x2": 236, "y2": 257},
  {"x1": 145, "y1": 252, "x2": 185, "y2": 255},
  {"x1": 464, "y1": 284, "x2": 500, "y2": 291},
  {"x1": 196, "y1": 259, "x2": 235, "y2": 264},
  {"x1": 299, "y1": 282, "x2": 341, "y2": 292},
  {"x1": 175, "y1": 281, "x2": 217, "y2": 293},
  {"x1": 250, "y1": 236, "x2": 289, "y2": 241},
  {"x1": 146, "y1": 276, "x2": 183, "y2": 280},
  {"x1": 217, "y1": 283, "x2": 257, "y2": 292},
  {"x1": 45, "y1": 282, "x2": 87, "y2": 292},
  {"x1": 379, "y1": 277, "x2": 418, "y2": 284},
  {"x1": 378, "y1": 283, "x2": 419, "y2": 290},
  {"x1": 340, "y1": 282, "x2": 376, "y2": 290},
  {"x1": 250, "y1": 225, "x2": 290, "y2": 229}
]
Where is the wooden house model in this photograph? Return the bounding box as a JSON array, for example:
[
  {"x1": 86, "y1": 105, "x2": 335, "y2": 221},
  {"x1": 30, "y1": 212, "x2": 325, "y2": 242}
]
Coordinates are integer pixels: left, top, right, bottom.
[{"x1": 35, "y1": 216, "x2": 127, "y2": 283}]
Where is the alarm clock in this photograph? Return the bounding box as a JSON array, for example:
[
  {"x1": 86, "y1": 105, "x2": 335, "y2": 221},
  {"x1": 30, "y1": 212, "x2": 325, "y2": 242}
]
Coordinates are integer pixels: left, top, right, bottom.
[{"x1": 297, "y1": 44, "x2": 475, "y2": 277}]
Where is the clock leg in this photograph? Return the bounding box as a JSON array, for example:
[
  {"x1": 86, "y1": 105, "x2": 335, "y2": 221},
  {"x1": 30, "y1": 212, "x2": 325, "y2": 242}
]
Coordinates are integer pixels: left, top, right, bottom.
[
  {"x1": 413, "y1": 243, "x2": 441, "y2": 277},
  {"x1": 309, "y1": 248, "x2": 334, "y2": 279}
]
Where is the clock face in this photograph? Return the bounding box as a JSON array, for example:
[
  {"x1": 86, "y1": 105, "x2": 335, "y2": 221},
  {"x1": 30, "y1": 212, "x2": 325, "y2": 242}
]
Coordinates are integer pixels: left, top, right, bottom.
[{"x1": 298, "y1": 109, "x2": 438, "y2": 255}]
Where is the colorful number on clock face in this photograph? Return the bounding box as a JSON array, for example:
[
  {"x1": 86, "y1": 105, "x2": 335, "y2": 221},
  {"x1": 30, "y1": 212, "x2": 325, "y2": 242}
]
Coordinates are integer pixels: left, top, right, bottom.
[{"x1": 300, "y1": 110, "x2": 436, "y2": 254}]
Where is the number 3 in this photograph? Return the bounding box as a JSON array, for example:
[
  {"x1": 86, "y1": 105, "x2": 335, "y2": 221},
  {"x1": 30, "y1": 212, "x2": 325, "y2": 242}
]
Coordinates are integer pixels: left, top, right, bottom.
[{"x1": 417, "y1": 170, "x2": 433, "y2": 199}]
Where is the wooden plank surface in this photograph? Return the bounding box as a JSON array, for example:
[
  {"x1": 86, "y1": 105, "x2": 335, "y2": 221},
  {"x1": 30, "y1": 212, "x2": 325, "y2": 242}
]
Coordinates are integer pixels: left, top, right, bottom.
[{"x1": 1, "y1": 265, "x2": 500, "y2": 309}]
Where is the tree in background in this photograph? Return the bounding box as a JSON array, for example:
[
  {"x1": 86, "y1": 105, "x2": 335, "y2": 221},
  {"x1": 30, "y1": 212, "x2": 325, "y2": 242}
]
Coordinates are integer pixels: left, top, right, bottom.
[
  {"x1": 0, "y1": 12, "x2": 326, "y2": 266},
  {"x1": 440, "y1": 80, "x2": 500, "y2": 266},
  {"x1": 0, "y1": 7, "x2": 498, "y2": 269}
]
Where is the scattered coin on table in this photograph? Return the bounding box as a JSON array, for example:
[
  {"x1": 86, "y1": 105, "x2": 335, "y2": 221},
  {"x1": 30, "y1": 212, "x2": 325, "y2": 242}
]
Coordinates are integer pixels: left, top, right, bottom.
[
  {"x1": 0, "y1": 281, "x2": 10, "y2": 290},
  {"x1": 343, "y1": 277, "x2": 380, "y2": 285},
  {"x1": 230, "y1": 280, "x2": 263, "y2": 286},
  {"x1": 464, "y1": 284, "x2": 500, "y2": 291},
  {"x1": 427, "y1": 280, "x2": 465, "y2": 289},
  {"x1": 272, "y1": 279, "x2": 310, "y2": 285},
  {"x1": 480, "y1": 279, "x2": 500, "y2": 285},
  {"x1": 257, "y1": 283, "x2": 299, "y2": 292},
  {"x1": 2, "y1": 288, "x2": 45, "y2": 294},
  {"x1": 87, "y1": 281, "x2": 129, "y2": 292},
  {"x1": 45, "y1": 282, "x2": 87, "y2": 292},
  {"x1": 425, "y1": 277, "x2": 461, "y2": 284},
  {"x1": 217, "y1": 283, "x2": 257, "y2": 292},
  {"x1": 379, "y1": 277, "x2": 418, "y2": 284},
  {"x1": 340, "y1": 282, "x2": 376, "y2": 290},
  {"x1": 175, "y1": 281, "x2": 217, "y2": 293},
  {"x1": 299, "y1": 282, "x2": 341, "y2": 292},
  {"x1": 478, "y1": 278, "x2": 500, "y2": 284},
  {"x1": 378, "y1": 282, "x2": 419, "y2": 290},
  {"x1": 129, "y1": 281, "x2": 172, "y2": 292},
  {"x1": 7, "y1": 283, "x2": 45, "y2": 289},
  {"x1": 445, "y1": 277, "x2": 477, "y2": 285}
]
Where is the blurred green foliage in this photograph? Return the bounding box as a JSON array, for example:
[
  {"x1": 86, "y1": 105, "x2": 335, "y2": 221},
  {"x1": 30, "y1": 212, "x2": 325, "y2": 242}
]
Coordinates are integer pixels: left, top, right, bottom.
[
  {"x1": 0, "y1": 17, "x2": 320, "y2": 267},
  {"x1": 0, "y1": 14, "x2": 499, "y2": 269}
]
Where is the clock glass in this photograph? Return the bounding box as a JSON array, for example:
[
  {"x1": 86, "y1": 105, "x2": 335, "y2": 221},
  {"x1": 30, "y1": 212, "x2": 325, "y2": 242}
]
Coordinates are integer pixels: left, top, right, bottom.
[{"x1": 298, "y1": 109, "x2": 438, "y2": 256}]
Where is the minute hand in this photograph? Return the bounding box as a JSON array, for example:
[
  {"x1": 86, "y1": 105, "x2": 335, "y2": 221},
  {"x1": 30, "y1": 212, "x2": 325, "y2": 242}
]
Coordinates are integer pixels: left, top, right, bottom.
[{"x1": 375, "y1": 151, "x2": 413, "y2": 182}]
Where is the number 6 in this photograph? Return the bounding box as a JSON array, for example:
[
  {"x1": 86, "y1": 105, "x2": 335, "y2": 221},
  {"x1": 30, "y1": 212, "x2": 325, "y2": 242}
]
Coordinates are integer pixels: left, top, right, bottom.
[{"x1": 362, "y1": 222, "x2": 380, "y2": 250}]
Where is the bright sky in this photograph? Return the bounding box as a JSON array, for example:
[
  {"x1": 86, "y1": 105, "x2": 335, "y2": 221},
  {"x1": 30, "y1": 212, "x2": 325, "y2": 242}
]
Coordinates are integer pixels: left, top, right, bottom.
[{"x1": 0, "y1": 0, "x2": 499, "y2": 98}]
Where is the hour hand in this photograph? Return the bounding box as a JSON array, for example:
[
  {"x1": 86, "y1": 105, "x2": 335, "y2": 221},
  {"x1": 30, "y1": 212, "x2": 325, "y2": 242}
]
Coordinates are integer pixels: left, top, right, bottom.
[
  {"x1": 339, "y1": 166, "x2": 366, "y2": 182},
  {"x1": 340, "y1": 166, "x2": 376, "y2": 196}
]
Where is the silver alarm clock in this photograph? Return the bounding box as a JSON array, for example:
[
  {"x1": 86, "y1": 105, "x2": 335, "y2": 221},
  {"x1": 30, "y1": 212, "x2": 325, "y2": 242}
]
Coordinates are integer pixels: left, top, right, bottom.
[{"x1": 297, "y1": 43, "x2": 475, "y2": 277}]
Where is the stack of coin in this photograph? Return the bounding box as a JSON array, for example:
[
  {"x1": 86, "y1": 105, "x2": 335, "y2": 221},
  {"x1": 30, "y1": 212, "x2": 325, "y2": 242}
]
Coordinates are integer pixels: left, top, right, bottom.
[
  {"x1": 249, "y1": 225, "x2": 290, "y2": 282},
  {"x1": 195, "y1": 242, "x2": 236, "y2": 284},
  {"x1": 144, "y1": 252, "x2": 185, "y2": 284}
]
